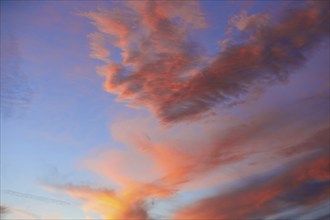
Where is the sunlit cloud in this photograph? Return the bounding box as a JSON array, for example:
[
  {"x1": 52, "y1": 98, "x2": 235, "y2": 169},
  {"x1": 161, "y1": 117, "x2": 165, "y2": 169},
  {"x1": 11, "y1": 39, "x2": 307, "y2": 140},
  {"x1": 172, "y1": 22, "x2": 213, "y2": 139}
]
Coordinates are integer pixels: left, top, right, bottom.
[
  {"x1": 85, "y1": 0, "x2": 328, "y2": 123},
  {"x1": 55, "y1": 79, "x2": 329, "y2": 218}
]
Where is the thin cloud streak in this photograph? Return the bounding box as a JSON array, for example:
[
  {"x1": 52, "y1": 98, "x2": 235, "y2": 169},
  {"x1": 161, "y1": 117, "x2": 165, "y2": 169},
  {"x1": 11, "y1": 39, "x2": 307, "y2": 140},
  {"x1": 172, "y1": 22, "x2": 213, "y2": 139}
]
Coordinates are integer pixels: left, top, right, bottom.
[{"x1": 3, "y1": 190, "x2": 71, "y2": 206}]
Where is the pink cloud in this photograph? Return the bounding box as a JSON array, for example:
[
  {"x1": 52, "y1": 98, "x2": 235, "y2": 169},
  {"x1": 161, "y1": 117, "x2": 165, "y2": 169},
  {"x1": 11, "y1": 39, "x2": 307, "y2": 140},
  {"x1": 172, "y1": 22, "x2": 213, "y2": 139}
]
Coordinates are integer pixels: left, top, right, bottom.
[
  {"x1": 174, "y1": 152, "x2": 330, "y2": 219},
  {"x1": 84, "y1": 0, "x2": 328, "y2": 123},
  {"x1": 88, "y1": 32, "x2": 110, "y2": 63}
]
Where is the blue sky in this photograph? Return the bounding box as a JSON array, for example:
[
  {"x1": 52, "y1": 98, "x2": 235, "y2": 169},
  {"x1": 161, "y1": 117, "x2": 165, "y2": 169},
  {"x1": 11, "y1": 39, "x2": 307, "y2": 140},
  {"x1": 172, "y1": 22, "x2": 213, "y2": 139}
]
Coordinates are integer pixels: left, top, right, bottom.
[{"x1": 1, "y1": 1, "x2": 329, "y2": 219}]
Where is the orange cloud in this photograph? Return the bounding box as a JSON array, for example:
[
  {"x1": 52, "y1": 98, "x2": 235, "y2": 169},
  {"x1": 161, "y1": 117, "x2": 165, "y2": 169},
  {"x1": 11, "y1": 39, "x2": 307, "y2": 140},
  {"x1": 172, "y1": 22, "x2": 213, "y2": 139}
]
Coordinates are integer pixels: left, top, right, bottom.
[
  {"x1": 62, "y1": 185, "x2": 148, "y2": 219},
  {"x1": 55, "y1": 181, "x2": 176, "y2": 220}
]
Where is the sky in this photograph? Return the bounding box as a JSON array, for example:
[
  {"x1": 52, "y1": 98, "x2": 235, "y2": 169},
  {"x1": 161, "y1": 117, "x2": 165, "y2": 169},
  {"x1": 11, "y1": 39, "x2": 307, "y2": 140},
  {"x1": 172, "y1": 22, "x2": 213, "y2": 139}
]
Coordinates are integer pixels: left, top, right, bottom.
[{"x1": 0, "y1": 0, "x2": 329, "y2": 219}]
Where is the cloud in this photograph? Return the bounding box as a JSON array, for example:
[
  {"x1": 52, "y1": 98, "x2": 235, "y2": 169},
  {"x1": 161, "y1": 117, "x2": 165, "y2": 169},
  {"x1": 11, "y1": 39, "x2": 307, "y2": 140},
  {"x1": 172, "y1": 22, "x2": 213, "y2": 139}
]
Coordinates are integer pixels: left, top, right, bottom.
[
  {"x1": 58, "y1": 91, "x2": 330, "y2": 220},
  {"x1": 0, "y1": 205, "x2": 9, "y2": 214},
  {"x1": 0, "y1": 205, "x2": 39, "y2": 220},
  {"x1": 228, "y1": 9, "x2": 270, "y2": 31},
  {"x1": 173, "y1": 152, "x2": 330, "y2": 219},
  {"x1": 3, "y1": 190, "x2": 71, "y2": 206},
  {"x1": 53, "y1": 123, "x2": 329, "y2": 219},
  {"x1": 58, "y1": 85, "x2": 328, "y2": 218},
  {"x1": 85, "y1": 0, "x2": 328, "y2": 123},
  {"x1": 279, "y1": 127, "x2": 329, "y2": 157},
  {"x1": 88, "y1": 32, "x2": 110, "y2": 63},
  {"x1": 109, "y1": 93, "x2": 329, "y2": 188},
  {"x1": 50, "y1": 183, "x2": 173, "y2": 220}
]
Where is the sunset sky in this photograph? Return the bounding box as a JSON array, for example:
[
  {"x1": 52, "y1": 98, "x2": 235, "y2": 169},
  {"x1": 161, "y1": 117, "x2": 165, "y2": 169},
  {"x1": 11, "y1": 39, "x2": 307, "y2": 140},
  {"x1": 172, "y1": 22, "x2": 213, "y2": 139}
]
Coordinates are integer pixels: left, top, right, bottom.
[{"x1": 0, "y1": 0, "x2": 329, "y2": 219}]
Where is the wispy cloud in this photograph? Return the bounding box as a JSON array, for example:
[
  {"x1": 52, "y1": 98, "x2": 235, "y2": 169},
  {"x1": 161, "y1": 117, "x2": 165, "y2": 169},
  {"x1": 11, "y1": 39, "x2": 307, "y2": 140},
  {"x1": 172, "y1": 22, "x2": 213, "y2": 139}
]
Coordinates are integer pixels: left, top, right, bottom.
[
  {"x1": 0, "y1": 30, "x2": 33, "y2": 118},
  {"x1": 0, "y1": 204, "x2": 39, "y2": 220},
  {"x1": 88, "y1": 32, "x2": 111, "y2": 63},
  {"x1": 3, "y1": 190, "x2": 71, "y2": 206}
]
